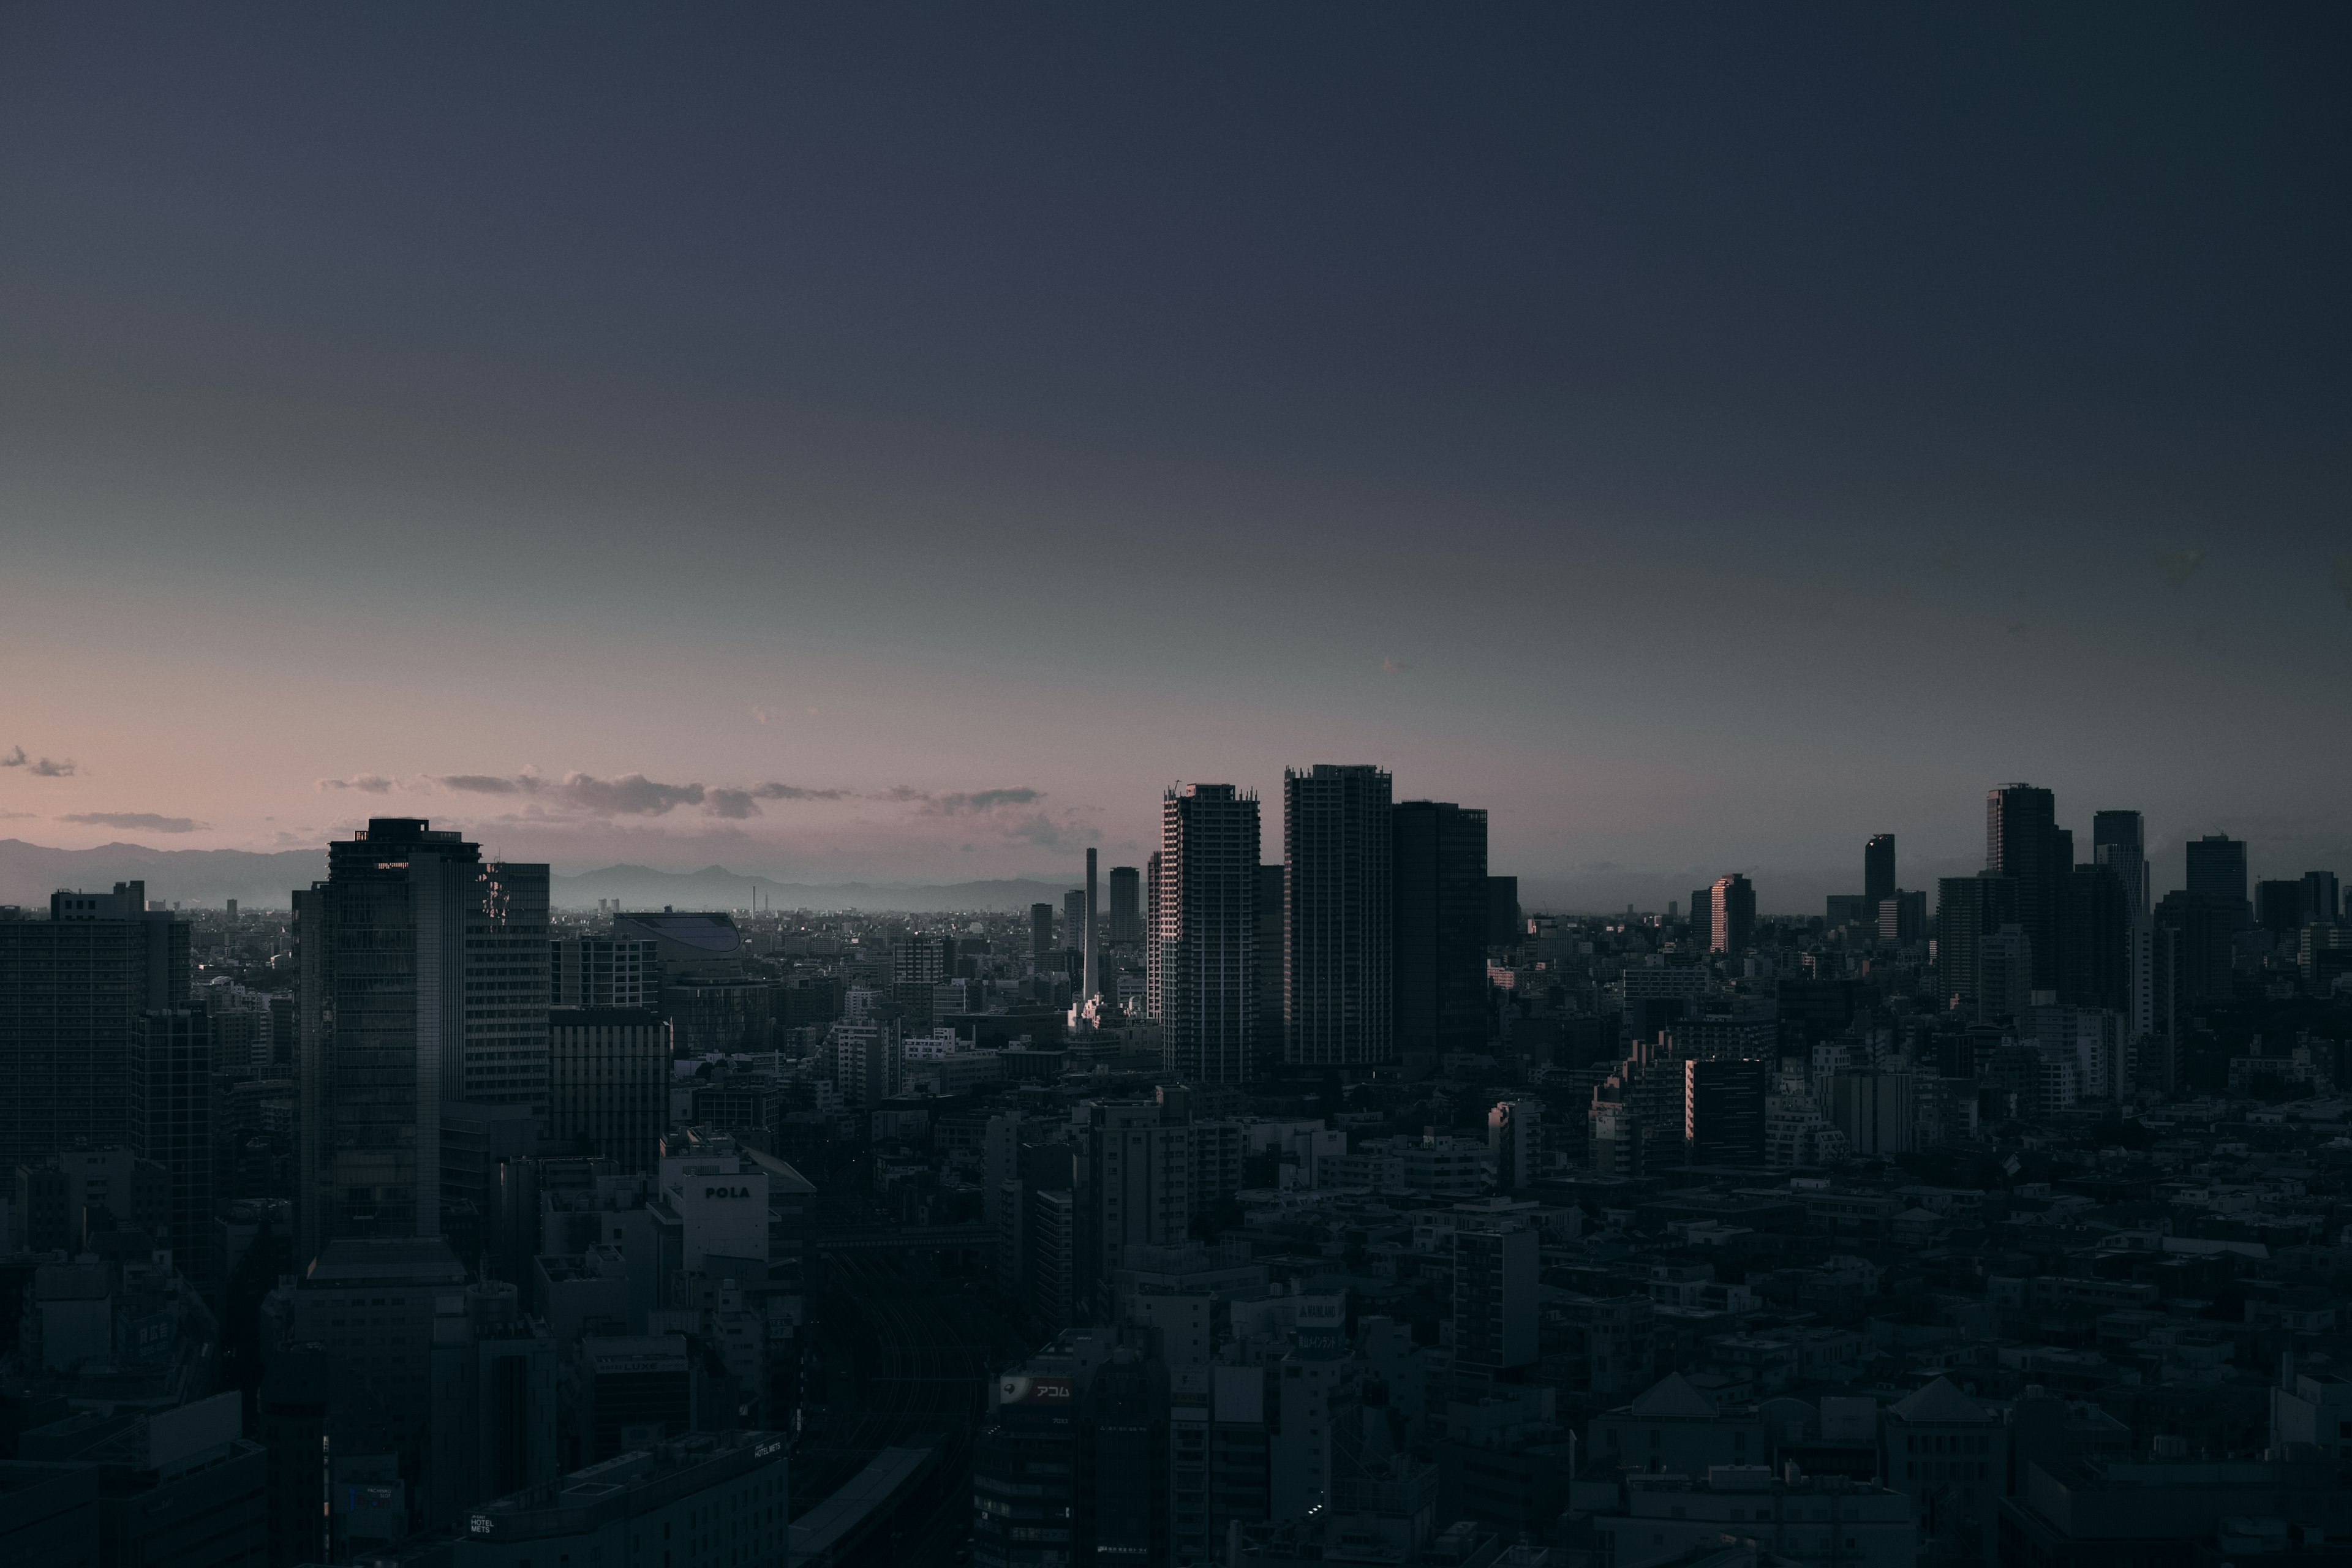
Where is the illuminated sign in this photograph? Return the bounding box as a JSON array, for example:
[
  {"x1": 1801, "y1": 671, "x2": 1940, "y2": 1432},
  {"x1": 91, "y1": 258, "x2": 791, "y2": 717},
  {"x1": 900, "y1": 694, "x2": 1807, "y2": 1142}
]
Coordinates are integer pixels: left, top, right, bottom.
[{"x1": 998, "y1": 1374, "x2": 1075, "y2": 1405}]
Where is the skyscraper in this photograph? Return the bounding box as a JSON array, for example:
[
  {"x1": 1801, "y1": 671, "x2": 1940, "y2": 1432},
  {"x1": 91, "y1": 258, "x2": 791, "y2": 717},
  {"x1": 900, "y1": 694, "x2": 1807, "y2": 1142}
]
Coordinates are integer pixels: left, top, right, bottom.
[
  {"x1": 1283, "y1": 764, "x2": 1394, "y2": 1068},
  {"x1": 1256, "y1": 863, "x2": 1284, "y2": 1069},
  {"x1": 1083, "y1": 846, "x2": 1101, "y2": 1002},
  {"x1": 1063, "y1": 888, "x2": 1085, "y2": 963},
  {"x1": 2304, "y1": 870, "x2": 2342, "y2": 925},
  {"x1": 1485, "y1": 875, "x2": 1520, "y2": 947},
  {"x1": 1030, "y1": 902, "x2": 1055, "y2": 962},
  {"x1": 1108, "y1": 865, "x2": 1140, "y2": 944},
  {"x1": 0, "y1": 881, "x2": 187, "y2": 1169},
  {"x1": 295, "y1": 818, "x2": 481, "y2": 1264},
  {"x1": 1392, "y1": 799, "x2": 1489, "y2": 1077},
  {"x1": 466, "y1": 860, "x2": 551, "y2": 1125},
  {"x1": 1987, "y1": 784, "x2": 2064, "y2": 991},
  {"x1": 1936, "y1": 872, "x2": 2017, "y2": 1017},
  {"x1": 2057, "y1": 865, "x2": 2129, "y2": 1012},
  {"x1": 2185, "y1": 834, "x2": 2251, "y2": 929},
  {"x1": 1708, "y1": 873, "x2": 1754, "y2": 954},
  {"x1": 1158, "y1": 785, "x2": 1262, "y2": 1084},
  {"x1": 1864, "y1": 835, "x2": 1896, "y2": 904},
  {"x1": 2091, "y1": 810, "x2": 2149, "y2": 921}
]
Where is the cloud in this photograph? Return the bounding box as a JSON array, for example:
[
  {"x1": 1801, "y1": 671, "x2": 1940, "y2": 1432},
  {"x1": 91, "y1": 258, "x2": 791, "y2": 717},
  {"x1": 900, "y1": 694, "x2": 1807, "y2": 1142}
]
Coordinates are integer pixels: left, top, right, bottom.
[
  {"x1": 1, "y1": 747, "x2": 77, "y2": 777},
  {"x1": 59, "y1": 812, "x2": 205, "y2": 832},
  {"x1": 2332, "y1": 554, "x2": 2352, "y2": 610},
  {"x1": 317, "y1": 773, "x2": 396, "y2": 793},
  {"x1": 2154, "y1": 548, "x2": 2203, "y2": 589},
  {"x1": 704, "y1": 788, "x2": 759, "y2": 820},
  {"x1": 431, "y1": 773, "x2": 530, "y2": 794},
  {"x1": 555, "y1": 772, "x2": 706, "y2": 816},
  {"x1": 0, "y1": 809, "x2": 35, "y2": 820},
  {"x1": 877, "y1": 786, "x2": 1045, "y2": 816},
  {"x1": 751, "y1": 782, "x2": 853, "y2": 801},
  {"x1": 1382, "y1": 656, "x2": 1411, "y2": 674}
]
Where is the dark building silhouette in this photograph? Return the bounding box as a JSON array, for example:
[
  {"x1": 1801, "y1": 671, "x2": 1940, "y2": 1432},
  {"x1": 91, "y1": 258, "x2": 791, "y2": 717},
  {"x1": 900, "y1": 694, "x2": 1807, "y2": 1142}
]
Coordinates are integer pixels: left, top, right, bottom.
[
  {"x1": 1283, "y1": 764, "x2": 1394, "y2": 1068},
  {"x1": 130, "y1": 1007, "x2": 212, "y2": 1284},
  {"x1": 2301, "y1": 870, "x2": 2340, "y2": 924},
  {"x1": 2155, "y1": 889, "x2": 2236, "y2": 1005},
  {"x1": 2184, "y1": 833, "x2": 2250, "y2": 929},
  {"x1": 974, "y1": 1371, "x2": 1082, "y2": 1568},
  {"x1": 2255, "y1": 880, "x2": 2304, "y2": 937},
  {"x1": 1937, "y1": 872, "x2": 2018, "y2": 1017},
  {"x1": 1987, "y1": 784, "x2": 2065, "y2": 991},
  {"x1": 1108, "y1": 864, "x2": 1141, "y2": 944},
  {"x1": 2057, "y1": 864, "x2": 2130, "y2": 1013},
  {"x1": 0, "y1": 882, "x2": 187, "y2": 1169},
  {"x1": 2090, "y1": 810, "x2": 2149, "y2": 921},
  {"x1": 1864, "y1": 835, "x2": 1896, "y2": 903},
  {"x1": 1485, "y1": 875, "x2": 1520, "y2": 947},
  {"x1": 1157, "y1": 785, "x2": 1262, "y2": 1084},
  {"x1": 548, "y1": 1007, "x2": 666, "y2": 1170},
  {"x1": 1255, "y1": 864, "x2": 1284, "y2": 1071},
  {"x1": 1030, "y1": 901, "x2": 1055, "y2": 960},
  {"x1": 1084, "y1": 1351, "x2": 1170, "y2": 1562},
  {"x1": 1392, "y1": 800, "x2": 1489, "y2": 1077},
  {"x1": 295, "y1": 818, "x2": 483, "y2": 1263},
  {"x1": 1683, "y1": 1057, "x2": 1768, "y2": 1166}
]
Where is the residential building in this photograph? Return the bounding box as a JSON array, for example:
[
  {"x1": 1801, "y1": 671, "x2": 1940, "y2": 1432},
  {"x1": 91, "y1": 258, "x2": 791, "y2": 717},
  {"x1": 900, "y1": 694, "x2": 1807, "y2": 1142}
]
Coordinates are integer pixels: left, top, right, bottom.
[
  {"x1": 1157, "y1": 785, "x2": 1262, "y2": 1084},
  {"x1": 1285, "y1": 764, "x2": 1395, "y2": 1068},
  {"x1": 1392, "y1": 799, "x2": 1490, "y2": 1077}
]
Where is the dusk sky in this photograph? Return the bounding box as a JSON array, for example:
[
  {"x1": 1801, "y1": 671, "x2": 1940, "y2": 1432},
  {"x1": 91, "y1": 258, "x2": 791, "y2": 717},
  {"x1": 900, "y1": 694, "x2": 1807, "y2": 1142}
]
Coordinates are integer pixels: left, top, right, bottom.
[{"x1": 3, "y1": 6, "x2": 2347, "y2": 908}]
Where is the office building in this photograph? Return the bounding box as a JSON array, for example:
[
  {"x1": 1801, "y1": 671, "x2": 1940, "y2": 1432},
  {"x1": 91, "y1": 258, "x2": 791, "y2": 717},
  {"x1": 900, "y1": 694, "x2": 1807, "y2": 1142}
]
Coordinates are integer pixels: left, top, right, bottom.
[
  {"x1": 549, "y1": 1007, "x2": 668, "y2": 1172},
  {"x1": 1109, "y1": 863, "x2": 1140, "y2": 943},
  {"x1": 285, "y1": 1237, "x2": 470, "y2": 1503},
  {"x1": 1708, "y1": 873, "x2": 1755, "y2": 954},
  {"x1": 1030, "y1": 902, "x2": 1054, "y2": 961},
  {"x1": 1485, "y1": 875, "x2": 1520, "y2": 946},
  {"x1": 975, "y1": 1357, "x2": 1085, "y2": 1568},
  {"x1": 549, "y1": 935, "x2": 656, "y2": 1009},
  {"x1": 1088, "y1": 1101, "x2": 1193, "y2": 1287},
  {"x1": 1082, "y1": 846, "x2": 1102, "y2": 1002},
  {"x1": 465, "y1": 860, "x2": 551, "y2": 1121},
  {"x1": 1063, "y1": 888, "x2": 1085, "y2": 961},
  {"x1": 130, "y1": 1009, "x2": 211, "y2": 1282},
  {"x1": 295, "y1": 819, "x2": 481, "y2": 1261},
  {"x1": 1284, "y1": 764, "x2": 1394, "y2": 1068},
  {"x1": 1825, "y1": 1071, "x2": 1913, "y2": 1155},
  {"x1": 427, "y1": 1281, "x2": 560, "y2": 1525},
  {"x1": 1683, "y1": 1057, "x2": 1767, "y2": 1166},
  {"x1": 0, "y1": 882, "x2": 187, "y2": 1169},
  {"x1": 1256, "y1": 863, "x2": 1284, "y2": 1065},
  {"x1": 10, "y1": 1393, "x2": 265, "y2": 1568},
  {"x1": 2300, "y1": 869, "x2": 2340, "y2": 924},
  {"x1": 581, "y1": 1336, "x2": 697, "y2": 1463},
  {"x1": 12, "y1": 1147, "x2": 167, "y2": 1253},
  {"x1": 1864, "y1": 835, "x2": 1896, "y2": 903},
  {"x1": 2154, "y1": 889, "x2": 2236, "y2": 1005},
  {"x1": 453, "y1": 1430, "x2": 787, "y2": 1567},
  {"x1": 1935, "y1": 873, "x2": 2016, "y2": 1017},
  {"x1": 1157, "y1": 785, "x2": 1262, "y2": 1084},
  {"x1": 1877, "y1": 890, "x2": 1925, "y2": 946},
  {"x1": 2090, "y1": 810, "x2": 2149, "y2": 921},
  {"x1": 2255, "y1": 879, "x2": 2304, "y2": 937},
  {"x1": 2057, "y1": 864, "x2": 2129, "y2": 1012},
  {"x1": 1978, "y1": 924, "x2": 2034, "y2": 1022},
  {"x1": 2184, "y1": 833, "x2": 2250, "y2": 928},
  {"x1": 1392, "y1": 800, "x2": 1489, "y2": 1077},
  {"x1": 1453, "y1": 1223, "x2": 1537, "y2": 1370},
  {"x1": 1987, "y1": 784, "x2": 2065, "y2": 990}
]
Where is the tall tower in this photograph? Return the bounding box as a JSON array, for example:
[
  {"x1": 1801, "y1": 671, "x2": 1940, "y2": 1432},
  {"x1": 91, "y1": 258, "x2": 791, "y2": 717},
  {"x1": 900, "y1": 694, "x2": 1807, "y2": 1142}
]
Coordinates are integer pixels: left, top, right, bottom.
[
  {"x1": 295, "y1": 817, "x2": 481, "y2": 1265},
  {"x1": 1030, "y1": 902, "x2": 1055, "y2": 961},
  {"x1": 1709, "y1": 873, "x2": 1755, "y2": 954},
  {"x1": 1083, "y1": 847, "x2": 1101, "y2": 1002},
  {"x1": 1864, "y1": 835, "x2": 1896, "y2": 904},
  {"x1": 2185, "y1": 834, "x2": 2250, "y2": 929},
  {"x1": 1986, "y1": 784, "x2": 2064, "y2": 991},
  {"x1": 1392, "y1": 799, "x2": 1488, "y2": 1077},
  {"x1": 1158, "y1": 785, "x2": 1261, "y2": 1084},
  {"x1": 2090, "y1": 810, "x2": 2148, "y2": 921},
  {"x1": 1107, "y1": 865, "x2": 1141, "y2": 944},
  {"x1": 1283, "y1": 764, "x2": 1395, "y2": 1068}
]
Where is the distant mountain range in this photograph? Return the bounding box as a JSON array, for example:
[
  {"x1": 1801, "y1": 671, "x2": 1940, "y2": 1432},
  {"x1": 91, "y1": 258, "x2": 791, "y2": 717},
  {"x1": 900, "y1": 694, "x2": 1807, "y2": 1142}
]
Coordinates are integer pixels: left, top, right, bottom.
[{"x1": 0, "y1": 839, "x2": 1072, "y2": 914}]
